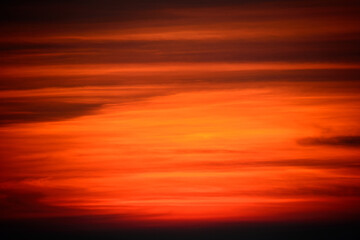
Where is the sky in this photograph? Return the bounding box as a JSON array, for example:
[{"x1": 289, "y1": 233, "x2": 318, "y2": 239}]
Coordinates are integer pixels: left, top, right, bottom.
[{"x1": 1, "y1": 0, "x2": 360, "y2": 238}]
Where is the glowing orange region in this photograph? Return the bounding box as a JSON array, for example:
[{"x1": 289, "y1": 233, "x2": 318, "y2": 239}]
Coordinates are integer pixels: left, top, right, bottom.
[{"x1": 1, "y1": 86, "x2": 359, "y2": 224}]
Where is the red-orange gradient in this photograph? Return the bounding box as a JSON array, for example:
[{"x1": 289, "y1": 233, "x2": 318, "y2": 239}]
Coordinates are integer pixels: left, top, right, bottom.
[{"x1": 1, "y1": 0, "x2": 360, "y2": 227}]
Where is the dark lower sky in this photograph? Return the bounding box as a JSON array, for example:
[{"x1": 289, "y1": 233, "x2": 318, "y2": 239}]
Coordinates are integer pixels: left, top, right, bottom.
[{"x1": 1, "y1": 0, "x2": 360, "y2": 239}]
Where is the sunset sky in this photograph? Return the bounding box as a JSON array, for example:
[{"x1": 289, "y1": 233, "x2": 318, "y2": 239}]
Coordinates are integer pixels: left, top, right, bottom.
[{"x1": 1, "y1": 0, "x2": 360, "y2": 238}]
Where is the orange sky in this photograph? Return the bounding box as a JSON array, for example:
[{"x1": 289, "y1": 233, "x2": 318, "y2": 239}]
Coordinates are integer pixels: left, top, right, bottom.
[{"x1": 1, "y1": 0, "x2": 360, "y2": 228}]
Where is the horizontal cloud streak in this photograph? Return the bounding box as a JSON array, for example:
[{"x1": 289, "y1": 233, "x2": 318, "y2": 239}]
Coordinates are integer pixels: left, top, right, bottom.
[
  {"x1": 298, "y1": 136, "x2": 360, "y2": 147},
  {"x1": 0, "y1": 86, "x2": 174, "y2": 124},
  {"x1": 2, "y1": 38, "x2": 360, "y2": 66}
]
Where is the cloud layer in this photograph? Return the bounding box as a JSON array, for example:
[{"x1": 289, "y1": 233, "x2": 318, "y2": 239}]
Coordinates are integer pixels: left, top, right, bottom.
[{"x1": 1, "y1": 0, "x2": 360, "y2": 228}]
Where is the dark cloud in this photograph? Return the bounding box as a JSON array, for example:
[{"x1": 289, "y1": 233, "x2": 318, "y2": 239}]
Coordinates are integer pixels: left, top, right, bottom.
[
  {"x1": 0, "y1": 188, "x2": 158, "y2": 229},
  {"x1": 0, "y1": 189, "x2": 80, "y2": 219},
  {"x1": 0, "y1": 98, "x2": 103, "y2": 125},
  {"x1": 297, "y1": 136, "x2": 360, "y2": 147},
  {"x1": 187, "y1": 157, "x2": 360, "y2": 171},
  {"x1": 1, "y1": 0, "x2": 359, "y2": 42},
  {"x1": 0, "y1": 0, "x2": 278, "y2": 33},
  {"x1": 0, "y1": 88, "x2": 173, "y2": 125},
  {"x1": 1, "y1": 69, "x2": 360, "y2": 91},
  {"x1": 0, "y1": 0, "x2": 293, "y2": 24},
  {"x1": 201, "y1": 183, "x2": 360, "y2": 198},
  {"x1": 0, "y1": 0, "x2": 358, "y2": 24},
  {"x1": 2, "y1": 38, "x2": 360, "y2": 65},
  {"x1": 0, "y1": 75, "x2": 115, "y2": 90},
  {"x1": 277, "y1": 185, "x2": 360, "y2": 197}
]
